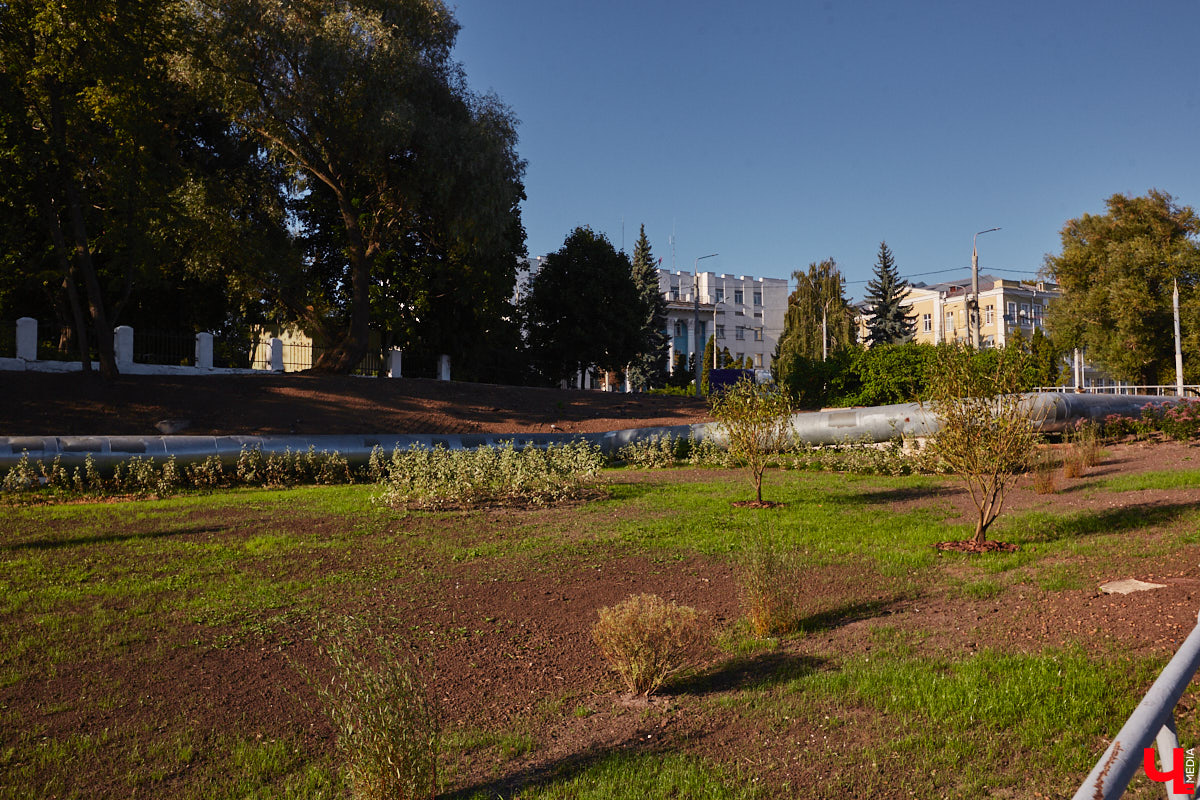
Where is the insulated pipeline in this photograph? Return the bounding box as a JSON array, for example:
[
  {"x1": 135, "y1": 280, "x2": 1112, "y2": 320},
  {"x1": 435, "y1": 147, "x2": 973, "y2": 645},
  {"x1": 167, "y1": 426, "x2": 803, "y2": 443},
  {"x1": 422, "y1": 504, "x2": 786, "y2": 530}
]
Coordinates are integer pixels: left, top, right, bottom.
[{"x1": 0, "y1": 393, "x2": 1184, "y2": 470}]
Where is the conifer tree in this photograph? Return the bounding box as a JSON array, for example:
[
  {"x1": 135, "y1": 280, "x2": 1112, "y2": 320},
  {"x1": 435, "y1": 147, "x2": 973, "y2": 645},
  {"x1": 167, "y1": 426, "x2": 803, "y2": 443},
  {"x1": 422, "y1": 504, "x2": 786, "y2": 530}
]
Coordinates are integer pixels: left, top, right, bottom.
[
  {"x1": 863, "y1": 242, "x2": 916, "y2": 346},
  {"x1": 626, "y1": 224, "x2": 668, "y2": 389}
]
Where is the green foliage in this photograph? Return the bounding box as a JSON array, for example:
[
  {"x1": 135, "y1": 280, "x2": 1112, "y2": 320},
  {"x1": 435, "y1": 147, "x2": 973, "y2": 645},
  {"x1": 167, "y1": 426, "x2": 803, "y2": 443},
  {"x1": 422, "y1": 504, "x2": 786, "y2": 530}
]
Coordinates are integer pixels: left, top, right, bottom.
[
  {"x1": 709, "y1": 379, "x2": 793, "y2": 503},
  {"x1": 786, "y1": 437, "x2": 945, "y2": 476},
  {"x1": 374, "y1": 441, "x2": 605, "y2": 509},
  {"x1": 302, "y1": 619, "x2": 438, "y2": 800},
  {"x1": 626, "y1": 224, "x2": 669, "y2": 390},
  {"x1": 773, "y1": 259, "x2": 853, "y2": 391},
  {"x1": 591, "y1": 594, "x2": 702, "y2": 697},
  {"x1": 738, "y1": 528, "x2": 801, "y2": 637},
  {"x1": 700, "y1": 335, "x2": 716, "y2": 395},
  {"x1": 926, "y1": 344, "x2": 1040, "y2": 544},
  {"x1": 848, "y1": 343, "x2": 937, "y2": 406},
  {"x1": 862, "y1": 241, "x2": 916, "y2": 346},
  {"x1": 1044, "y1": 189, "x2": 1200, "y2": 384},
  {"x1": 521, "y1": 227, "x2": 645, "y2": 384}
]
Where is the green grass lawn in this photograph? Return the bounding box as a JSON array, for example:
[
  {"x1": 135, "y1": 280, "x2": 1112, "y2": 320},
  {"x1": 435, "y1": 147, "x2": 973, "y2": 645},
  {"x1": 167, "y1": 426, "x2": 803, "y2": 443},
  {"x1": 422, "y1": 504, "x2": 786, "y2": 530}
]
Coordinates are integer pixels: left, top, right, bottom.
[{"x1": 2, "y1": 464, "x2": 1198, "y2": 799}]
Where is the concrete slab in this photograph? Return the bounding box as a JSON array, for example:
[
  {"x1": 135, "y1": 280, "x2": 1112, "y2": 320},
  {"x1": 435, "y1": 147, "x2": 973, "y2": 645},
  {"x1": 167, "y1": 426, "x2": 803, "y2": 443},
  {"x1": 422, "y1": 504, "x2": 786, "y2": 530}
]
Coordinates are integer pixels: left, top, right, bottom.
[{"x1": 1100, "y1": 579, "x2": 1167, "y2": 595}]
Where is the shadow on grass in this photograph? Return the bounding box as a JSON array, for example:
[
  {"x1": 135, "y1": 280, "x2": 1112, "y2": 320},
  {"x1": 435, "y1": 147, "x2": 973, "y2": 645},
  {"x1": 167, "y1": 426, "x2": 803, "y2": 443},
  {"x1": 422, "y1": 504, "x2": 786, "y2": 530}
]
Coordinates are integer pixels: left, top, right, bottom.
[
  {"x1": 1014, "y1": 502, "x2": 1200, "y2": 545},
  {"x1": 836, "y1": 483, "x2": 960, "y2": 507},
  {"x1": 795, "y1": 596, "x2": 907, "y2": 634},
  {"x1": 439, "y1": 736, "x2": 673, "y2": 800},
  {"x1": 4, "y1": 524, "x2": 225, "y2": 551},
  {"x1": 667, "y1": 650, "x2": 826, "y2": 696}
]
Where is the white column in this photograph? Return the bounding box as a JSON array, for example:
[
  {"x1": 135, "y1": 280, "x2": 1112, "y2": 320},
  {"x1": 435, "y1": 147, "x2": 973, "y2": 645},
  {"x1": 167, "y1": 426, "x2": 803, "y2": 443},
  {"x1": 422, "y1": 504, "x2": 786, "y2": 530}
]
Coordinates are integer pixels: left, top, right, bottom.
[
  {"x1": 437, "y1": 354, "x2": 451, "y2": 381},
  {"x1": 387, "y1": 348, "x2": 402, "y2": 378},
  {"x1": 270, "y1": 338, "x2": 284, "y2": 372},
  {"x1": 114, "y1": 325, "x2": 134, "y2": 366},
  {"x1": 195, "y1": 332, "x2": 214, "y2": 370},
  {"x1": 15, "y1": 317, "x2": 37, "y2": 361}
]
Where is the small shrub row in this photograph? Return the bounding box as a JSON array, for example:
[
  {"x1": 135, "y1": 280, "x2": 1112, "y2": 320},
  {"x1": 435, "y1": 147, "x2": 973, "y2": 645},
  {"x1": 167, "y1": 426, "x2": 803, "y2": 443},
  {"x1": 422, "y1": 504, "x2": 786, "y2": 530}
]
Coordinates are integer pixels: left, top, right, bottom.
[
  {"x1": 373, "y1": 440, "x2": 605, "y2": 510},
  {"x1": 613, "y1": 434, "x2": 737, "y2": 469},
  {"x1": 1101, "y1": 400, "x2": 1200, "y2": 442},
  {"x1": 1, "y1": 446, "x2": 359, "y2": 501}
]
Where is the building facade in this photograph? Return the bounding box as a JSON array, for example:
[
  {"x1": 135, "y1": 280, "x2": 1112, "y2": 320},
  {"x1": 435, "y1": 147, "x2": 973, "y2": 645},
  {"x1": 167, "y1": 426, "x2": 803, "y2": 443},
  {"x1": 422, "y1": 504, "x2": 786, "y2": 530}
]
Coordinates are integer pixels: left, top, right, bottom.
[
  {"x1": 865, "y1": 274, "x2": 1059, "y2": 347},
  {"x1": 658, "y1": 269, "x2": 788, "y2": 373}
]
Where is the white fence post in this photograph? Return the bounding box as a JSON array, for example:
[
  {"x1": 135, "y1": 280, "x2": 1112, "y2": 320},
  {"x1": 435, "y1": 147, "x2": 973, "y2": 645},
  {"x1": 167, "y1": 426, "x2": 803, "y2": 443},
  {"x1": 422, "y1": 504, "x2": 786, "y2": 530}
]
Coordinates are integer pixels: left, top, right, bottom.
[
  {"x1": 270, "y1": 338, "x2": 284, "y2": 372},
  {"x1": 195, "y1": 332, "x2": 214, "y2": 370},
  {"x1": 387, "y1": 348, "x2": 402, "y2": 378},
  {"x1": 437, "y1": 354, "x2": 451, "y2": 381},
  {"x1": 114, "y1": 326, "x2": 134, "y2": 367},
  {"x1": 15, "y1": 317, "x2": 36, "y2": 361}
]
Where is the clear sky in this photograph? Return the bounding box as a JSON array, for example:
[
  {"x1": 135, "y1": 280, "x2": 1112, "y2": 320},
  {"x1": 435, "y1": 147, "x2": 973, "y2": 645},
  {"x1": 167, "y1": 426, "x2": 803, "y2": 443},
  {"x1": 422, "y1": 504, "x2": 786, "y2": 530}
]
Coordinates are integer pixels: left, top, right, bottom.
[{"x1": 451, "y1": 1, "x2": 1200, "y2": 300}]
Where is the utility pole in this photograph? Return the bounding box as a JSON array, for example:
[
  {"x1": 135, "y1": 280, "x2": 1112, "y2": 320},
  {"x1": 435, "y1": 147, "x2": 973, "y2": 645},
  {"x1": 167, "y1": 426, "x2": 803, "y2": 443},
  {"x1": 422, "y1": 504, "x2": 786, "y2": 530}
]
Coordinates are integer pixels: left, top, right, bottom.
[
  {"x1": 1175, "y1": 277, "x2": 1185, "y2": 396},
  {"x1": 693, "y1": 253, "x2": 718, "y2": 397},
  {"x1": 970, "y1": 227, "x2": 1000, "y2": 349}
]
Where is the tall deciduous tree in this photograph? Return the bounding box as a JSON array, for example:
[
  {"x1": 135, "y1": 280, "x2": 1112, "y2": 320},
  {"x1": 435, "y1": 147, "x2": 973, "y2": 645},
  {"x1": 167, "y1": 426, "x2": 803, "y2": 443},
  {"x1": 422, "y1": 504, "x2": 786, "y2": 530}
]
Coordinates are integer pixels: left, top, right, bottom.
[
  {"x1": 625, "y1": 225, "x2": 668, "y2": 390},
  {"x1": 863, "y1": 241, "x2": 915, "y2": 346},
  {"x1": 186, "y1": 0, "x2": 524, "y2": 373},
  {"x1": 772, "y1": 258, "x2": 853, "y2": 399},
  {"x1": 1044, "y1": 190, "x2": 1200, "y2": 385},
  {"x1": 521, "y1": 227, "x2": 643, "y2": 384}
]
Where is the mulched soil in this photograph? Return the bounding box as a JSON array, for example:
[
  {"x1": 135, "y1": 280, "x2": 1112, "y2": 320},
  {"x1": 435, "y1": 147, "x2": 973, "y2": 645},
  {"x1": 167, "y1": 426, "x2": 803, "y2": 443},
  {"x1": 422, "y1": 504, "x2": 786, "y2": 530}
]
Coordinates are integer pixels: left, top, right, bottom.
[{"x1": 4, "y1": 376, "x2": 1200, "y2": 797}]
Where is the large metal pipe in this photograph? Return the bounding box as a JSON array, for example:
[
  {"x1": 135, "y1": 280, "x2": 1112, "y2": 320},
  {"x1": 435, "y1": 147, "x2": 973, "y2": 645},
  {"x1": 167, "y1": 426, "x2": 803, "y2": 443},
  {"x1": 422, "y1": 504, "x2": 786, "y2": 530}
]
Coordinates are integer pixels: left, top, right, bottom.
[{"x1": 0, "y1": 393, "x2": 1186, "y2": 471}]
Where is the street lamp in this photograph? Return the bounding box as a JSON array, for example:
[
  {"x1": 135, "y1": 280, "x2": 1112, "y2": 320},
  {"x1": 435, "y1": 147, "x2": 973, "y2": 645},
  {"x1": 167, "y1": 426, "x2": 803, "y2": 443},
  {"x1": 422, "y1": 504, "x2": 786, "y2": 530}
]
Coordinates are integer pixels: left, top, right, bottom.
[
  {"x1": 970, "y1": 227, "x2": 1001, "y2": 349},
  {"x1": 693, "y1": 253, "x2": 718, "y2": 397},
  {"x1": 796, "y1": 270, "x2": 835, "y2": 361}
]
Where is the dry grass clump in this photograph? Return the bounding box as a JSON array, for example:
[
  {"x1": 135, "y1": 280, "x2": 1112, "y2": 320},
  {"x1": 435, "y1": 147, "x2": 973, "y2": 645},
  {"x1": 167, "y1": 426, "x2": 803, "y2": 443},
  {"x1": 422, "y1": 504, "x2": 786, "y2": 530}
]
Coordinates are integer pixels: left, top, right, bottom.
[
  {"x1": 592, "y1": 594, "x2": 702, "y2": 697},
  {"x1": 739, "y1": 530, "x2": 801, "y2": 636},
  {"x1": 303, "y1": 619, "x2": 439, "y2": 800},
  {"x1": 1031, "y1": 452, "x2": 1059, "y2": 495}
]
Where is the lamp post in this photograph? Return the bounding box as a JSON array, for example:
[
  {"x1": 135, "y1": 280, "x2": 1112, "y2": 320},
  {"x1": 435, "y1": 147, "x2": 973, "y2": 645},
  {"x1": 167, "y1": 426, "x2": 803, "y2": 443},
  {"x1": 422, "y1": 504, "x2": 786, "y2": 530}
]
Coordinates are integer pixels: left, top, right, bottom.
[
  {"x1": 970, "y1": 227, "x2": 1000, "y2": 348},
  {"x1": 797, "y1": 270, "x2": 834, "y2": 361},
  {"x1": 713, "y1": 299, "x2": 723, "y2": 369},
  {"x1": 693, "y1": 253, "x2": 718, "y2": 397}
]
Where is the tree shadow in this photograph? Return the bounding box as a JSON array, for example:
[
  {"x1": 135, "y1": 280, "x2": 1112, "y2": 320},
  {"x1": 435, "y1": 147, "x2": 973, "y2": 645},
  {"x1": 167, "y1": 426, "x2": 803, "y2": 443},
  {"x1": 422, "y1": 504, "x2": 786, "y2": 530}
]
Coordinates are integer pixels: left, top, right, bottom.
[
  {"x1": 667, "y1": 651, "x2": 826, "y2": 696},
  {"x1": 4, "y1": 524, "x2": 224, "y2": 551},
  {"x1": 1015, "y1": 502, "x2": 1200, "y2": 544},
  {"x1": 794, "y1": 596, "x2": 907, "y2": 634},
  {"x1": 439, "y1": 735, "x2": 672, "y2": 800},
  {"x1": 846, "y1": 484, "x2": 961, "y2": 506}
]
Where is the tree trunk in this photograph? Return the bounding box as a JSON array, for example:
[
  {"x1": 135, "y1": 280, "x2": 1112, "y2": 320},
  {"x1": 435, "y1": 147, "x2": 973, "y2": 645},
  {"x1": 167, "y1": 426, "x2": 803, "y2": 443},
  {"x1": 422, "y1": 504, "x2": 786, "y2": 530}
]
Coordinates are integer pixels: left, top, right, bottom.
[
  {"x1": 313, "y1": 194, "x2": 373, "y2": 373},
  {"x1": 41, "y1": 196, "x2": 92, "y2": 373}
]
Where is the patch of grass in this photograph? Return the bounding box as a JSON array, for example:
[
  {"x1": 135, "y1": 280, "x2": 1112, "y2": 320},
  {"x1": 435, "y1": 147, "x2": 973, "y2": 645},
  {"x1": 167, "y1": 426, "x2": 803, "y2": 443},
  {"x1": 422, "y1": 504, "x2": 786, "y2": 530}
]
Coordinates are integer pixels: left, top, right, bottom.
[{"x1": 1098, "y1": 469, "x2": 1200, "y2": 493}]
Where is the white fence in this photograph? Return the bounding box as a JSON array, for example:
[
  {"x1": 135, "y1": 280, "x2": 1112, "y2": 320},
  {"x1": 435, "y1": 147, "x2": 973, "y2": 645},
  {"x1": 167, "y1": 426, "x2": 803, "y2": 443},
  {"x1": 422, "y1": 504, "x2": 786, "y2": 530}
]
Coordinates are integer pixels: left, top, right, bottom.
[
  {"x1": 0, "y1": 317, "x2": 411, "y2": 378},
  {"x1": 1036, "y1": 384, "x2": 1200, "y2": 398}
]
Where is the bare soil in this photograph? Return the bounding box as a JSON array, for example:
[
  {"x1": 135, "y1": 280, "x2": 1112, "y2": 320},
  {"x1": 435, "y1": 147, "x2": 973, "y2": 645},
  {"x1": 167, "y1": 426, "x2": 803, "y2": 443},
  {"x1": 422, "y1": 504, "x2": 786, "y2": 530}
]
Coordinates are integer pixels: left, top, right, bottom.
[{"x1": 0, "y1": 372, "x2": 712, "y2": 436}]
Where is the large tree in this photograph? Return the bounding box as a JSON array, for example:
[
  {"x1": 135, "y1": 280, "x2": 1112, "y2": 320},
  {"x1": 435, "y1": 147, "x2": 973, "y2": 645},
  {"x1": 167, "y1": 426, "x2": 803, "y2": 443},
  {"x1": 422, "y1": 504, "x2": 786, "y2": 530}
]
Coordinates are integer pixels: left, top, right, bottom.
[
  {"x1": 862, "y1": 241, "x2": 916, "y2": 346},
  {"x1": 520, "y1": 227, "x2": 644, "y2": 384},
  {"x1": 1043, "y1": 190, "x2": 1200, "y2": 385},
  {"x1": 186, "y1": 0, "x2": 524, "y2": 373},
  {"x1": 772, "y1": 258, "x2": 854, "y2": 404},
  {"x1": 625, "y1": 224, "x2": 668, "y2": 389}
]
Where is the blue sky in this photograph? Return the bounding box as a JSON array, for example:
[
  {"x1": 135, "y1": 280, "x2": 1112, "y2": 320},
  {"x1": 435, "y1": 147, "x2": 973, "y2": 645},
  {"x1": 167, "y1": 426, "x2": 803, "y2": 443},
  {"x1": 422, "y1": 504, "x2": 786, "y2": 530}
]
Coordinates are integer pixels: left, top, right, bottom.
[{"x1": 451, "y1": 1, "x2": 1200, "y2": 300}]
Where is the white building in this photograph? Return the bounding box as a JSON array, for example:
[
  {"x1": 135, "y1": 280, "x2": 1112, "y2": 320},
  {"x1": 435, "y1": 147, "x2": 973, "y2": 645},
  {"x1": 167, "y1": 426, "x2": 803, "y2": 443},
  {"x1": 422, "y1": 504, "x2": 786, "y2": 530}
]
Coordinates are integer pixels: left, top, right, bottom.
[{"x1": 658, "y1": 270, "x2": 788, "y2": 373}]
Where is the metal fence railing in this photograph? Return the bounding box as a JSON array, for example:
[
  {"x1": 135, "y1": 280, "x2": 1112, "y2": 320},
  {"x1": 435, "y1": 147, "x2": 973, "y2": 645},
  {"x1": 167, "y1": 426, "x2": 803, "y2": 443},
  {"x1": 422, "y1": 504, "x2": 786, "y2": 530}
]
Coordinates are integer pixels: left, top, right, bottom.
[
  {"x1": 1036, "y1": 385, "x2": 1200, "y2": 398},
  {"x1": 36, "y1": 321, "x2": 85, "y2": 362},
  {"x1": 1074, "y1": 607, "x2": 1200, "y2": 799},
  {"x1": 134, "y1": 330, "x2": 196, "y2": 367},
  {"x1": 248, "y1": 338, "x2": 383, "y2": 377}
]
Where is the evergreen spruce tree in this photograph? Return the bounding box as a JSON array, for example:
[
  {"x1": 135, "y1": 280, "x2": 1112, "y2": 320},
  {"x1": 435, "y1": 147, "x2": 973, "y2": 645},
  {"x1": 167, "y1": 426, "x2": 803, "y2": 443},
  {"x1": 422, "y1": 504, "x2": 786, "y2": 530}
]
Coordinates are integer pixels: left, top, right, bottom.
[
  {"x1": 863, "y1": 242, "x2": 916, "y2": 346},
  {"x1": 626, "y1": 225, "x2": 668, "y2": 389}
]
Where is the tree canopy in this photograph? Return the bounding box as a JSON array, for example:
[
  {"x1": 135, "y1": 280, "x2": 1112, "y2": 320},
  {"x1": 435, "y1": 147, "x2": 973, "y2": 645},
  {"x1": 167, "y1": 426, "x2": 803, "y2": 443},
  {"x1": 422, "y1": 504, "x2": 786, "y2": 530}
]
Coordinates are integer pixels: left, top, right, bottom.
[
  {"x1": 625, "y1": 225, "x2": 668, "y2": 390},
  {"x1": 862, "y1": 241, "x2": 916, "y2": 346},
  {"x1": 1043, "y1": 190, "x2": 1200, "y2": 385},
  {"x1": 520, "y1": 227, "x2": 644, "y2": 384}
]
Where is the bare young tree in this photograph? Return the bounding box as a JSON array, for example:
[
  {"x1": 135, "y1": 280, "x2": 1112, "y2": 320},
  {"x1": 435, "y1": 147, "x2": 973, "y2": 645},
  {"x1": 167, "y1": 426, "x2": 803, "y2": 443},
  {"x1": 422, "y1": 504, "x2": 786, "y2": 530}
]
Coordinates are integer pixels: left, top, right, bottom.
[{"x1": 710, "y1": 378, "x2": 793, "y2": 505}]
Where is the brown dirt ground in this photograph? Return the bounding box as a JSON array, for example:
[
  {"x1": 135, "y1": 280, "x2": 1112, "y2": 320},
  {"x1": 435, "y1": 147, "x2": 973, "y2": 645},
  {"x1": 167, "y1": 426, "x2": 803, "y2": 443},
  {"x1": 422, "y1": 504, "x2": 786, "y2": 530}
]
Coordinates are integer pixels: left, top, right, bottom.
[
  {"x1": 4, "y1": 376, "x2": 1200, "y2": 797},
  {"x1": 0, "y1": 372, "x2": 712, "y2": 436}
]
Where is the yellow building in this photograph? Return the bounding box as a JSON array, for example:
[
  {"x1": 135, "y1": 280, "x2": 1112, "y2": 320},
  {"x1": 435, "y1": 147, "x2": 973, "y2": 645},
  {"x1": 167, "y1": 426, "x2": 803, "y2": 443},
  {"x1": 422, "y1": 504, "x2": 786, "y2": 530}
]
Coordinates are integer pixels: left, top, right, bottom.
[{"x1": 859, "y1": 274, "x2": 1059, "y2": 347}]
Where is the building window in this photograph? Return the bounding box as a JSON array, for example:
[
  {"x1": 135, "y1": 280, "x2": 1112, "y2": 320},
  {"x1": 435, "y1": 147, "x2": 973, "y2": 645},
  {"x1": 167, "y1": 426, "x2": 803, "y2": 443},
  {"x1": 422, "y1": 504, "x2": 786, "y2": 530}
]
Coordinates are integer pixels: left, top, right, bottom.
[
  {"x1": 754, "y1": 353, "x2": 763, "y2": 367},
  {"x1": 753, "y1": 289, "x2": 762, "y2": 305},
  {"x1": 945, "y1": 311, "x2": 954, "y2": 331},
  {"x1": 735, "y1": 326, "x2": 745, "y2": 340},
  {"x1": 714, "y1": 288, "x2": 724, "y2": 303},
  {"x1": 1006, "y1": 301, "x2": 1017, "y2": 321},
  {"x1": 985, "y1": 305, "x2": 994, "y2": 325},
  {"x1": 716, "y1": 324, "x2": 725, "y2": 340},
  {"x1": 734, "y1": 289, "x2": 744, "y2": 305},
  {"x1": 922, "y1": 313, "x2": 932, "y2": 333},
  {"x1": 674, "y1": 320, "x2": 685, "y2": 337},
  {"x1": 754, "y1": 328, "x2": 763, "y2": 342},
  {"x1": 1032, "y1": 304, "x2": 1042, "y2": 320},
  {"x1": 753, "y1": 311, "x2": 763, "y2": 318}
]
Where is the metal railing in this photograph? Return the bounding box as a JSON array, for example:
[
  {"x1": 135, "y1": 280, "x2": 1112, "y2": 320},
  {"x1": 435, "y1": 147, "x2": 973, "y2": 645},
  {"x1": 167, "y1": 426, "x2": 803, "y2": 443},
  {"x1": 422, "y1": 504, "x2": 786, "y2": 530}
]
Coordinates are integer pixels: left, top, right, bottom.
[
  {"x1": 35, "y1": 320, "x2": 85, "y2": 362},
  {"x1": 1036, "y1": 385, "x2": 1200, "y2": 398},
  {"x1": 248, "y1": 338, "x2": 383, "y2": 377},
  {"x1": 1074, "y1": 606, "x2": 1200, "y2": 799},
  {"x1": 134, "y1": 330, "x2": 196, "y2": 367}
]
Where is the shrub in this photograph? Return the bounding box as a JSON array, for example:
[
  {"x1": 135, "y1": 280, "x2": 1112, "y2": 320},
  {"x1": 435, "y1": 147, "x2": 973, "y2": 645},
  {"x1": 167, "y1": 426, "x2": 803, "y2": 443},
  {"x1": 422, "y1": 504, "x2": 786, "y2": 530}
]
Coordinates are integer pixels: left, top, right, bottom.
[
  {"x1": 709, "y1": 378, "x2": 793, "y2": 504},
  {"x1": 615, "y1": 434, "x2": 680, "y2": 469},
  {"x1": 1061, "y1": 450, "x2": 1084, "y2": 479},
  {"x1": 926, "y1": 343, "x2": 1040, "y2": 546},
  {"x1": 1031, "y1": 452, "x2": 1059, "y2": 495},
  {"x1": 592, "y1": 594, "x2": 702, "y2": 697},
  {"x1": 375, "y1": 440, "x2": 604, "y2": 510},
  {"x1": 739, "y1": 530, "x2": 800, "y2": 636},
  {"x1": 305, "y1": 619, "x2": 439, "y2": 800}
]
